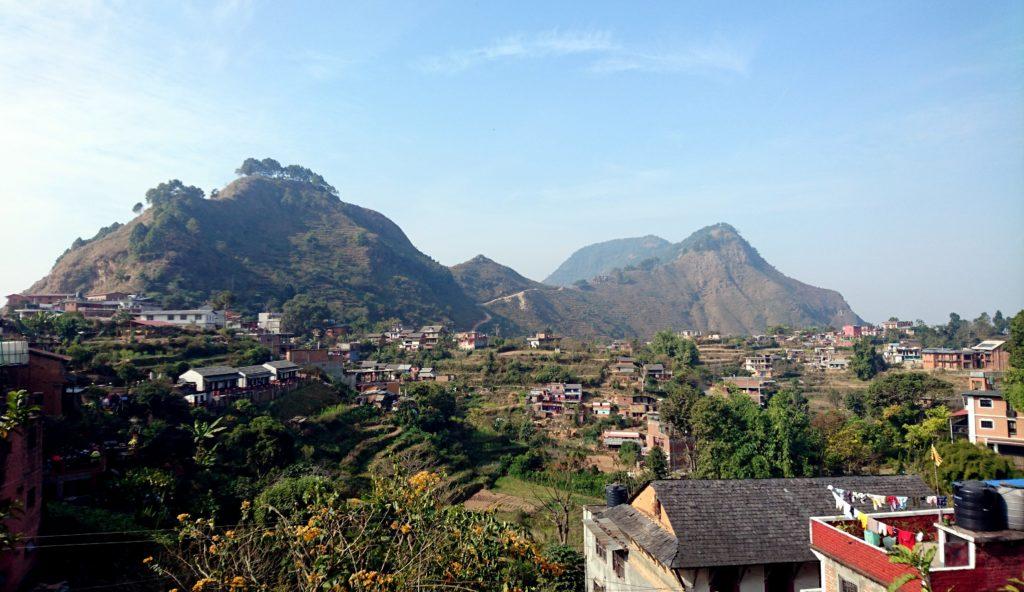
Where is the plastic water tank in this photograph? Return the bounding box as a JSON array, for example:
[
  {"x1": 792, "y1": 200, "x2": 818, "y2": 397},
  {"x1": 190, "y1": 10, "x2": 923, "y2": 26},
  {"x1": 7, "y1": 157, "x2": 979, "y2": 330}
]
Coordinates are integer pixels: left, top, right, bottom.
[
  {"x1": 605, "y1": 483, "x2": 628, "y2": 507},
  {"x1": 954, "y1": 480, "x2": 1006, "y2": 531},
  {"x1": 996, "y1": 483, "x2": 1024, "y2": 531}
]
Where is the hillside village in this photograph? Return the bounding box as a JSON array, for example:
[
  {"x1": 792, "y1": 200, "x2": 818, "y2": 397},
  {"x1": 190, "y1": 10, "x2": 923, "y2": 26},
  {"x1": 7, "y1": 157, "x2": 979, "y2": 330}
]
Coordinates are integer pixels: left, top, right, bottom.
[{"x1": 2, "y1": 284, "x2": 1023, "y2": 591}]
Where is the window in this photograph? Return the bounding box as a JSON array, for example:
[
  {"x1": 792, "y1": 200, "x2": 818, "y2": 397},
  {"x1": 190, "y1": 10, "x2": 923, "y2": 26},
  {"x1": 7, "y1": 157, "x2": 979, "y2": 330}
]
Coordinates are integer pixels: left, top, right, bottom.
[
  {"x1": 979, "y1": 398, "x2": 994, "y2": 408},
  {"x1": 839, "y1": 577, "x2": 858, "y2": 592},
  {"x1": 1011, "y1": 420, "x2": 1018, "y2": 436},
  {"x1": 594, "y1": 540, "x2": 606, "y2": 562},
  {"x1": 980, "y1": 419, "x2": 995, "y2": 430},
  {"x1": 179, "y1": 314, "x2": 187, "y2": 320},
  {"x1": 593, "y1": 582, "x2": 606, "y2": 592},
  {"x1": 612, "y1": 549, "x2": 627, "y2": 579}
]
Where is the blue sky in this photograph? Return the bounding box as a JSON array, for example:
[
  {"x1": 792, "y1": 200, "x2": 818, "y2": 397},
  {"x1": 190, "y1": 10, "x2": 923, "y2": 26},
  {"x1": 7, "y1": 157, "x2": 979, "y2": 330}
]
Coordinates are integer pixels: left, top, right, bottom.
[{"x1": 1, "y1": 1, "x2": 1021, "y2": 324}]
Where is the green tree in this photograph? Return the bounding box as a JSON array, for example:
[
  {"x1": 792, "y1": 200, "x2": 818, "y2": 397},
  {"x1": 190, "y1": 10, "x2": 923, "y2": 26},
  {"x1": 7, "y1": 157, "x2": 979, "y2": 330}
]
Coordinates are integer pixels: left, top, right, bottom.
[
  {"x1": 210, "y1": 290, "x2": 235, "y2": 310},
  {"x1": 861, "y1": 372, "x2": 952, "y2": 419},
  {"x1": 398, "y1": 382, "x2": 460, "y2": 432},
  {"x1": 222, "y1": 416, "x2": 295, "y2": 475},
  {"x1": 281, "y1": 294, "x2": 332, "y2": 335},
  {"x1": 763, "y1": 389, "x2": 821, "y2": 477},
  {"x1": 850, "y1": 338, "x2": 886, "y2": 380},
  {"x1": 1004, "y1": 311, "x2": 1024, "y2": 412},
  {"x1": 648, "y1": 330, "x2": 700, "y2": 367},
  {"x1": 994, "y1": 310, "x2": 1008, "y2": 333},
  {"x1": 618, "y1": 441, "x2": 641, "y2": 468},
  {"x1": 927, "y1": 440, "x2": 1018, "y2": 492},
  {"x1": 132, "y1": 201, "x2": 144, "y2": 214},
  {"x1": 646, "y1": 446, "x2": 669, "y2": 479}
]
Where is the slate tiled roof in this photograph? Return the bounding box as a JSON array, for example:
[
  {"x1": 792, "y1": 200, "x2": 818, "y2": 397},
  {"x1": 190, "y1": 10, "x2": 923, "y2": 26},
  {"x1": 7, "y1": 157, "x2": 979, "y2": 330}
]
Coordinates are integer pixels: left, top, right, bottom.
[
  {"x1": 600, "y1": 504, "x2": 679, "y2": 566},
  {"x1": 264, "y1": 360, "x2": 299, "y2": 370},
  {"x1": 601, "y1": 475, "x2": 931, "y2": 569},
  {"x1": 237, "y1": 365, "x2": 272, "y2": 376},
  {"x1": 190, "y1": 366, "x2": 239, "y2": 377}
]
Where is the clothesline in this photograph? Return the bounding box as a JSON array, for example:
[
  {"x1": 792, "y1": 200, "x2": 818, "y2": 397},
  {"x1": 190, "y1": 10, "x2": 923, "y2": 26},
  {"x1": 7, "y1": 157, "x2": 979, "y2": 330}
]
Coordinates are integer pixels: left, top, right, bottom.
[
  {"x1": 826, "y1": 485, "x2": 938, "y2": 551},
  {"x1": 826, "y1": 485, "x2": 947, "y2": 511}
]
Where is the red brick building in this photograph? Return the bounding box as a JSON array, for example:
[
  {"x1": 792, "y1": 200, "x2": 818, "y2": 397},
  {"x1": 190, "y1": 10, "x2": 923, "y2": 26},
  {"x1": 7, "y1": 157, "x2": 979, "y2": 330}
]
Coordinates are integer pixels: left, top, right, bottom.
[
  {"x1": 810, "y1": 508, "x2": 1024, "y2": 591},
  {"x1": 0, "y1": 344, "x2": 70, "y2": 591}
]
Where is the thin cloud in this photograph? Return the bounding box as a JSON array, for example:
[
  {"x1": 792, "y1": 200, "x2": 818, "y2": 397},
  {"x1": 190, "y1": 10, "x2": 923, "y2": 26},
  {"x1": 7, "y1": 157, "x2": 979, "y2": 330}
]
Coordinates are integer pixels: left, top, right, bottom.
[
  {"x1": 590, "y1": 44, "x2": 752, "y2": 75},
  {"x1": 415, "y1": 29, "x2": 617, "y2": 74},
  {"x1": 415, "y1": 29, "x2": 751, "y2": 76}
]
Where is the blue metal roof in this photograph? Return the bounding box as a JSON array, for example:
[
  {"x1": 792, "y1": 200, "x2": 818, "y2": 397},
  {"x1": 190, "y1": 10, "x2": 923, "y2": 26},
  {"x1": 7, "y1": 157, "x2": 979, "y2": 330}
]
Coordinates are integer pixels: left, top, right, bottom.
[{"x1": 986, "y1": 479, "x2": 1024, "y2": 488}]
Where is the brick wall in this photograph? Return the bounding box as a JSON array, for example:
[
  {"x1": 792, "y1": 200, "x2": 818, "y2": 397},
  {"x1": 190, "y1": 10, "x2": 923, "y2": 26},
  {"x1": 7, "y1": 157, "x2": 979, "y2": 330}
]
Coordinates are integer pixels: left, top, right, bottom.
[
  {"x1": 932, "y1": 539, "x2": 1024, "y2": 591},
  {"x1": 811, "y1": 520, "x2": 921, "y2": 592}
]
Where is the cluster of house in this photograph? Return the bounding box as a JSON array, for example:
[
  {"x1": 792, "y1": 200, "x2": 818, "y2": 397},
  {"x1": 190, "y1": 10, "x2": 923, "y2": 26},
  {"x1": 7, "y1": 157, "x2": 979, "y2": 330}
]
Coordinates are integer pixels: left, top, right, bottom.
[
  {"x1": 599, "y1": 413, "x2": 687, "y2": 471},
  {"x1": 608, "y1": 357, "x2": 673, "y2": 388},
  {"x1": 585, "y1": 474, "x2": 1024, "y2": 592},
  {"x1": 176, "y1": 359, "x2": 300, "y2": 405},
  {"x1": 337, "y1": 359, "x2": 454, "y2": 411},
  {"x1": 359, "y1": 324, "x2": 489, "y2": 352},
  {"x1": 6, "y1": 291, "x2": 161, "y2": 321},
  {"x1": 528, "y1": 382, "x2": 584, "y2": 418}
]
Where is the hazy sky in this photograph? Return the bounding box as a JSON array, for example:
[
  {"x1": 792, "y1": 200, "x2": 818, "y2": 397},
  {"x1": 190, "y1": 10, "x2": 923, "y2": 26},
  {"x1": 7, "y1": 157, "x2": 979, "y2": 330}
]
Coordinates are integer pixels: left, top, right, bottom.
[{"x1": 1, "y1": 1, "x2": 1022, "y2": 324}]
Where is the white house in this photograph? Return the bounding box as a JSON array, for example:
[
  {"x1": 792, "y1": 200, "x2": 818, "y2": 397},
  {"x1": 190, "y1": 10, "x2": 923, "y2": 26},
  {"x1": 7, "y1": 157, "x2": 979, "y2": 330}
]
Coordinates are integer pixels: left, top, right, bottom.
[
  {"x1": 237, "y1": 365, "x2": 273, "y2": 388},
  {"x1": 257, "y1": 312, "x2": 283, "y2": 334},
  {"x1": 263, "y1": 360, "x2": 300, "y2": 381},
  {"x1": 136, "y1": 308, "x2": 225, "y2": 330},
  {"x1": 178, "y1": 366, "x2": 240, "y2": 392}
]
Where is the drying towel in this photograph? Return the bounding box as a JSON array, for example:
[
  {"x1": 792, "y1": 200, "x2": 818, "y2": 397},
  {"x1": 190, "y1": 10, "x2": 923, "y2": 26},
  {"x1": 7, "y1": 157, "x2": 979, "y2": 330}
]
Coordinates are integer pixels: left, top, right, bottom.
[{"x1": 897, "y1": 529, "x2": 915, "y2": 550}]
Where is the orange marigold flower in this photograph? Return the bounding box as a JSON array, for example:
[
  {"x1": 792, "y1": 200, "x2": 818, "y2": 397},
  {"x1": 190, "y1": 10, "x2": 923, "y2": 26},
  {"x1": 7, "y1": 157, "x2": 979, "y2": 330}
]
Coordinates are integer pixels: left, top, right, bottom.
[
  {"x1": 142, "y1": 556, "x2": 153, "y2": 564},
  {"x1": 176, "y1": 513, "x2": 190, "y2": 522}
]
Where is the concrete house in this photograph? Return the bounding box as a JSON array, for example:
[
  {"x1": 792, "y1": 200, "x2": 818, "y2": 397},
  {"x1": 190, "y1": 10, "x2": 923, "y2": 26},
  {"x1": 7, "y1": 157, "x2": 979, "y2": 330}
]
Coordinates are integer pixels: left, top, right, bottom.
[
  {"x1": 455, "y1": 331, "x2": 488, "y2": 350},
  {"x1": 236, "y1": 365, "x2": 272, "y2": 389},
  {"x1": 263, "y1": 360, "x2": 300, "y2": 381},
  {"x1": 178, "y1": 366, "x2": 240, "y2": 392},
  {"x1": 137, "y1": 308, "x2": 224, "y2": 330},
  {"x1": 418, "y1": 325, "x2": 446, "y2": 349},
  {"x1": 973, "y1": 340, "x2": 1010, "y2": 372},
  {"x1": 584, "y1": 476, "x2": 931, "y2": 592}
]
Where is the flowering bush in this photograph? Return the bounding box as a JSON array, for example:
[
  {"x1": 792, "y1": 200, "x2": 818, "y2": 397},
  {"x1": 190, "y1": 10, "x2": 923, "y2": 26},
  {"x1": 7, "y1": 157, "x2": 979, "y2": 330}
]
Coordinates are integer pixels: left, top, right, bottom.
[{"x1": 149, "y1": 468, "x2": 577, "y2": 591}]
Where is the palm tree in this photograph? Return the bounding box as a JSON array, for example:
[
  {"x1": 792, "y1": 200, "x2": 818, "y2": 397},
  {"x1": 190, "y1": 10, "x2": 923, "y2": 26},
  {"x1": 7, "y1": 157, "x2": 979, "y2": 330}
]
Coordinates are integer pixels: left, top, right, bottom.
[{"x1": 188, "y1": 417, "x2": 226, "y2": 466}]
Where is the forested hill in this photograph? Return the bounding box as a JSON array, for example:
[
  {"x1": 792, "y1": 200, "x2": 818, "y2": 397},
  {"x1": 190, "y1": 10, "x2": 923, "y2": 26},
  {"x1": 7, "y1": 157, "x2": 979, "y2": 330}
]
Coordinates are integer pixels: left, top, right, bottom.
[{"x1": 28, "y1": 159, "x2": 484, "y2": 329}]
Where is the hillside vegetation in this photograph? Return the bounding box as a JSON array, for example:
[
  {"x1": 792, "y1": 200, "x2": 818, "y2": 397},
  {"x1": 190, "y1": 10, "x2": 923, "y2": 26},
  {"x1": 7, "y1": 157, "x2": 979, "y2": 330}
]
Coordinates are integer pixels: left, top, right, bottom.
[{"x1": 29, "y1": 159, "x2": 483, "y2": 328}]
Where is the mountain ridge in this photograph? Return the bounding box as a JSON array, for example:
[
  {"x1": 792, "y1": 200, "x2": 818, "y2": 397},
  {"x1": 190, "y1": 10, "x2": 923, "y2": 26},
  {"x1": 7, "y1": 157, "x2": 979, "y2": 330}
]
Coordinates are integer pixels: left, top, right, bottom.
[
  {"x1": 491, "y1": 223, "x2": 862, "y2": 337},
  {"x1": 24, "y1": 160, "x2": 861, "y2": 337}
]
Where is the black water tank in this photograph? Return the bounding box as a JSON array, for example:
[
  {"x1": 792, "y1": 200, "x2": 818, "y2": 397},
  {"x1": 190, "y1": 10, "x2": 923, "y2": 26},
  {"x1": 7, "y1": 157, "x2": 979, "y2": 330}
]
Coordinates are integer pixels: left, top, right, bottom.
[
  {"x1": 606, "y1": 483, "x2": 628, "y2": 507},
  {"x1": 954, "y1": 480, "x2": 1006, "y2": 531}
]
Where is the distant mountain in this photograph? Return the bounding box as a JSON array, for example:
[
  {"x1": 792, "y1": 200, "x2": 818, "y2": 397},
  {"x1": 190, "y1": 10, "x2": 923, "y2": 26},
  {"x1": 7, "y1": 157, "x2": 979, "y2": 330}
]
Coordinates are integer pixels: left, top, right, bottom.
[
  {"x1": 491, "y1": 223, "x2": 862, "y2": 337},
  {"x1": 543, "y1": 234, "x2": 675, "y2": 286},
  {"x1": 27, "y1": 160, "x2": 484, "y2": 328},
  {"x1": 450, "y1": 255, "x2": 549, "y2": 303}
]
